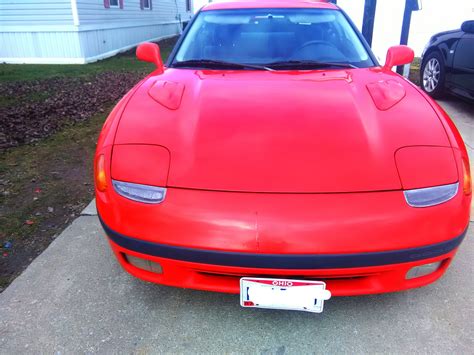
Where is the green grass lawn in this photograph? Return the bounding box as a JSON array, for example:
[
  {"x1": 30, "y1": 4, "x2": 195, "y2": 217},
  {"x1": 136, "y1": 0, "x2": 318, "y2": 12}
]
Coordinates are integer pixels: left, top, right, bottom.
[
  {"x1": 0, "y1": 56, "x2": 152, "y2": 83},
  {"x1": 0, "y1": 39, "x2": 174, "y2": 83}
]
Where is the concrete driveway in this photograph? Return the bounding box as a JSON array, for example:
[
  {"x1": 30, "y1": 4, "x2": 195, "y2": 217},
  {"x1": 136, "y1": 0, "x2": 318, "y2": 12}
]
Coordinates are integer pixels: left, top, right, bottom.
[{"x1": 1, "y1": 99, "x2": 473, "y2": 354}]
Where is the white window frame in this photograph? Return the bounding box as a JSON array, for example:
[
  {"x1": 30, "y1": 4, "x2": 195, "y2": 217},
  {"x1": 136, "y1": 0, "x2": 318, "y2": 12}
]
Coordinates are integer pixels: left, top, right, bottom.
[
  {"x1": 143, "y1": 0, "x2": 151, "y2": 10},
  {"x1": 109, "y1": 0, "x2": 120, "y2": 8}
]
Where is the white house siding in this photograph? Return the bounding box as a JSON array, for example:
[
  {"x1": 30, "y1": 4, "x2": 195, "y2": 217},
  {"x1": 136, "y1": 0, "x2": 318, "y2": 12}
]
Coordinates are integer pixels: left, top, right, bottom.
[
  {"x1": 78, "y1": 22, "x2": 180, "y2": 62},
  {"x1": 76, "y1": 0, "x2": 191, "y2": 25},
  {"x1": 74, "y1": 0, "x2": 192, "y2": 62},
  {"x1": 0, "y1": 0, "x2": 192, "y2": 64},
  {"x1": 0, "y1": 30, "x2": 82, "y2": 63},
  {"x1": 0, "y1": 0, "x2": 74, "y2": 25}
]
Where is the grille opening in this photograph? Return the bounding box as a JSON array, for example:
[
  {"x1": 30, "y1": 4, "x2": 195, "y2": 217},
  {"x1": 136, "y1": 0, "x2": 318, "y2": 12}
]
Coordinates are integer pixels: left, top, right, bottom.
[{"x1": 195, "y1": 270, "x2": 372, "y2": 282}]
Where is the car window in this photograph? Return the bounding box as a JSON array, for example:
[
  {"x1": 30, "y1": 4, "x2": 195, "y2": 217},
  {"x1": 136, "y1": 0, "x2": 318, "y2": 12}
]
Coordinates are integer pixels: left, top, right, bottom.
[{"x1": 173, "y1": 8, "x2": 374, "y2": 68}]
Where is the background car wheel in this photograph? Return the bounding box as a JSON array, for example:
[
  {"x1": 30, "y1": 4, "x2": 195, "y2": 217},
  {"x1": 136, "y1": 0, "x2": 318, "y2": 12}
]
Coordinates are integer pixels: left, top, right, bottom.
[{"x1": 420, "y1": 52, "x2": 445, "y2": 98}]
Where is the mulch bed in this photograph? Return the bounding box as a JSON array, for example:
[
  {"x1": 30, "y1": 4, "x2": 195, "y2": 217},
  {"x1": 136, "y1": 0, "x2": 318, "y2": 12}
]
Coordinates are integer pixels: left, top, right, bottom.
[{"x1": 0, "y1": 71, "x2": 147, "y2": 150}]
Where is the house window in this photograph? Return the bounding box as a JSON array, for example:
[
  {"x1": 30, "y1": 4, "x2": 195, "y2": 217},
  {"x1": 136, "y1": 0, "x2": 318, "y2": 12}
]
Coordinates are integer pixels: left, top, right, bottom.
[
  {"x1": 186, "y1": 0, "x2": 191, "y2": 12},
  {"x1": 140, "y1": 0, "x2": 151, "y2": 10},
  {"x1": 110, "y1": 0, "x2": 119, "y2": 7}
]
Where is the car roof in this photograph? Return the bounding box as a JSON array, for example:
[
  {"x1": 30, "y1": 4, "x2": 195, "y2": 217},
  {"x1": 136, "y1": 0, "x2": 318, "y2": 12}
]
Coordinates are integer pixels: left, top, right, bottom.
[{"x1": 201, "y1": 0, "x2": 338, "y2": 11}]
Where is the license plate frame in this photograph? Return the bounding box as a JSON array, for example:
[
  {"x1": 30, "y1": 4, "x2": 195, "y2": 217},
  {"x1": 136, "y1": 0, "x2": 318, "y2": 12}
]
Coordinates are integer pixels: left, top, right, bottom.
[{"x1": 240, "y1": 277, "x2": 331, "y2": 313}]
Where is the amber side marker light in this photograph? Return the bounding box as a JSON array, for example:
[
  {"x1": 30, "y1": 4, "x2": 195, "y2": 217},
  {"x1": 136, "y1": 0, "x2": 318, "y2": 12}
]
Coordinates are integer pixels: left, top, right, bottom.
[
  {"x1": 462, "y1": 157, "x2": 472, "y2": 195},
  {"x1": 95, "y1": 154, "x2": 108, "y2": 192}
]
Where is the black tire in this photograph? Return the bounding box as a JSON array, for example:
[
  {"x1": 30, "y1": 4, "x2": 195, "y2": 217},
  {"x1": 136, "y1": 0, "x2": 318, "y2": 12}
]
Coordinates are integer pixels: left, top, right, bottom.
[{"x1": 420, "y1": 51, "x2": 445, "y2": 98}]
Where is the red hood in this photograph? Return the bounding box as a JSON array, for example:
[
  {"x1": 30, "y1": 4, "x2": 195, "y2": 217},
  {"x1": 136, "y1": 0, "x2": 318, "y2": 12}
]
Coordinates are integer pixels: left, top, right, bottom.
[{"x1": 114, "y1": 68, "x2": 450, "y2": 193}]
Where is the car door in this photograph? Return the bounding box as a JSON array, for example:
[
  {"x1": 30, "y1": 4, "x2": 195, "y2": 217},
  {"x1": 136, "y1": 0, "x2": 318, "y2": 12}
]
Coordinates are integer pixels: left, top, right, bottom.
[{"x1": 451, "y1": 33, "x2": 474, "y2": 98}]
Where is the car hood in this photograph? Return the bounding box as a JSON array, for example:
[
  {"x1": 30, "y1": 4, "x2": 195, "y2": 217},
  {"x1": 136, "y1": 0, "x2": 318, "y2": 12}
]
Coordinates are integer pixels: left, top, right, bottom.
[{"x1": 114, "y1": 68, "x2": 450, "y2": 193}]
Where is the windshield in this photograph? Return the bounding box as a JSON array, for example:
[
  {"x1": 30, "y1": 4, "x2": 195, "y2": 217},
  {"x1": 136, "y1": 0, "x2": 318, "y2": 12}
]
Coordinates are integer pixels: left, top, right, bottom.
[{"x1": 172, "y1": 8, "x2": 374, "y2": 69}]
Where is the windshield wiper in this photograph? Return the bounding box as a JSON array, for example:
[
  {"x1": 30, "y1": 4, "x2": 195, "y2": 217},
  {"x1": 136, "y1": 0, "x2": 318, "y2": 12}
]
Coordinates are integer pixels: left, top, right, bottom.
[
  {"x1": 172, "y1": 59, "x2": 273, "y2": 71},
  {"x1": 265, "y1": 60, "x2": 358, "y2": 69}
]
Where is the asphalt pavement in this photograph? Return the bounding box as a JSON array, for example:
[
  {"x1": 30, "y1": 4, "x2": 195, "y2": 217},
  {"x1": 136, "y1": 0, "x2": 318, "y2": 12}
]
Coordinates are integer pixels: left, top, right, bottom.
[{"x1": 0, "y1": 98, "x2": 473, "y2": 354}]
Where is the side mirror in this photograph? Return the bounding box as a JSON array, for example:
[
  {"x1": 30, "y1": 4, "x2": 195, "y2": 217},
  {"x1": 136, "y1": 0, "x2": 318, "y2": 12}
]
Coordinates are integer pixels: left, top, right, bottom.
[
  {"x1": 383, "y1": 45, "x2": 414, "y2": 71},
  {"x1": 461, "y1": 20, "x2": 474, "y2": 34},
  {"x1": 136, "y1": 42, "x2": 164, "y2": 74}
]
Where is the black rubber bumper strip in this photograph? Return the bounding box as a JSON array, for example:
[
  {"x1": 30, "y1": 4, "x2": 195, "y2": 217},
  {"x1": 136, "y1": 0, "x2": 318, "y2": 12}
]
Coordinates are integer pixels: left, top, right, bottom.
[{"x1": 99, "y1": 216, "x2": 467, "y2": 269}]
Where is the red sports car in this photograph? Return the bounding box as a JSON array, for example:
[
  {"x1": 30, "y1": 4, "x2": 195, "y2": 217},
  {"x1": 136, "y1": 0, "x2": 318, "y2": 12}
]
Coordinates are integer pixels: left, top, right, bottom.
[{"x1": 95, "y1": 0, "x2": 471, "y2": 313}]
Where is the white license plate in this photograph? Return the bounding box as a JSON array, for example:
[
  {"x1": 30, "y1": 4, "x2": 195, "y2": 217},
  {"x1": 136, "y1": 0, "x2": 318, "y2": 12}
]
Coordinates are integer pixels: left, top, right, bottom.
[{"x1": 240, "y1": 277, "x2": 331, "y2": 313}]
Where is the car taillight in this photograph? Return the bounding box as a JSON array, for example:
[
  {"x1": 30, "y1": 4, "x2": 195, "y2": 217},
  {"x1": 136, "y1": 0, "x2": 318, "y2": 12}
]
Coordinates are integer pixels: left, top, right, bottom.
[
  {"x1": 462, "y1": 157, "x2": 472, "y2": 195},
  {"x1": 95, "y1": 154, "x2": 107, "y2": 192}
]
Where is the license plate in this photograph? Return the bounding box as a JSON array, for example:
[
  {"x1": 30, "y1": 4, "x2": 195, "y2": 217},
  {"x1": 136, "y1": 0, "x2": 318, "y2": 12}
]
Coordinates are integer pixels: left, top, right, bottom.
[{"x1": 240, "y1": 277, "x2": 331, "y2": 313}]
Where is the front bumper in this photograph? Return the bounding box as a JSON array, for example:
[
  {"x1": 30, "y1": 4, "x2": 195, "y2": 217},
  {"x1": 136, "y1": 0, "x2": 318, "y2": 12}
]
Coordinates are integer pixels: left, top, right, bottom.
[
  {"x1": 101, "y1": 216, "x2": 467, "y2": 296},
  {"x1": 97, "y1": 160, "x2": 470, "y2": 295}
]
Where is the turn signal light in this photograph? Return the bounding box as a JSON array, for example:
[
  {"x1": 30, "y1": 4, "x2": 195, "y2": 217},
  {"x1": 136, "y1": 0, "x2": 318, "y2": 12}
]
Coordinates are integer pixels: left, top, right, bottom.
[
  {"x1": 462, "y1": 157, "x2": 472, "y2": 195},
  {"x1": 95, "y1": 154, "x2": 107, "y2": 192}
]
